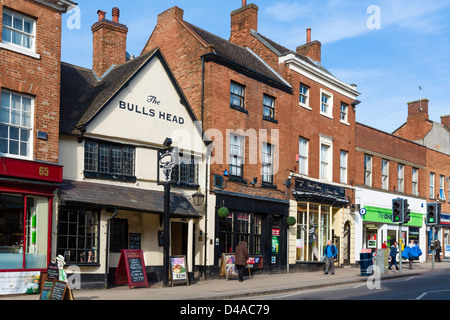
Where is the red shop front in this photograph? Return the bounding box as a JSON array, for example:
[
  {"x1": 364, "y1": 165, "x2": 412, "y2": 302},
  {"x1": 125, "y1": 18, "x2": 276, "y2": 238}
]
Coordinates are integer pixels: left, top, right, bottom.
[{"x1": 0, "y1": 157, "x2": 62, "y2": 274}]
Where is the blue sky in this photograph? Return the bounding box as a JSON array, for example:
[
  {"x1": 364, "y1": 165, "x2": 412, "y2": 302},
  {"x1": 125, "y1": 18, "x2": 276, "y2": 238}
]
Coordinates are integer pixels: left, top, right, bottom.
[{"x1": 61, "y1": 1, "x2": 450, "y2": 133}]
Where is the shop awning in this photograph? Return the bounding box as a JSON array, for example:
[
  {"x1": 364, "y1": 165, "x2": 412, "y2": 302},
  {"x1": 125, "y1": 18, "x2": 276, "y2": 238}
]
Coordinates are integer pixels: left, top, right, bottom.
[
  {"x1": 292, "y1": 190, "x2": 348, "y2": 207},
  {"x1": 59, "y1": 180, "x2": 201, "y2": 218}
]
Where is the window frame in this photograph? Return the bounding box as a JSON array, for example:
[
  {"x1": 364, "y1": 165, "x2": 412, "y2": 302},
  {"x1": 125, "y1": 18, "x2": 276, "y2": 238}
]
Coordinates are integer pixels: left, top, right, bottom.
[
  {"x1": 412, "y1": 167, "x2": 419, "y2": 196},
  {"x1": 381, "y1": 159, "x2": 389, "y2": 190},
  {"x1": 1, "y1": 8, "x2": 39, "y2": 58},
  {"x1": 298, "y1": 137, "x2": 309, "y2": 176},
  {"x1": 84, "y1": 139, "x2": 136, "y2": 182},
  {"x1": 299, "y1": 83, "x2": 310, "y2": 109},
  {"x1": 230, "y1": 81, "x2": 247, "y2": 113},
  {"x1": 430, "y1": 172, "x2": 435, "y2": 199},
  {"x1": 320, "y1": 135, "x2": 333, "y2": 182},
  {"x1": 340, "y1": 150, "x2": 348, "y2": 184},
  {"x1": 397, "y1": 164, "x2": 404, "y2": 193},
  {"x1": 229, "y1": 134, "x2": 245, "y2": 179},
  {"x1": 171, "y1": 154, "x2": 200, "y2": 188},
  {"x1": 262, "y1": 142, "x2": 274, "y2": 185},
  {"x1": 263, "y1": 94, "x2": 277, "y2": 123},
  {"x1": 0, "y1": 89, "x2": 34, "y2": 160},
  {"x1": 439, "y1": 175, "x2": 446, "y2": 201},
  {"x1": 364, "y1": 154, "x2": 372, "y2": 187},
  {"x1": 340, "y1": 102, "x2": 349, "y2": 124},
  {"x1": 320, "y1": 89, "x2": 333, "y2": 119}
]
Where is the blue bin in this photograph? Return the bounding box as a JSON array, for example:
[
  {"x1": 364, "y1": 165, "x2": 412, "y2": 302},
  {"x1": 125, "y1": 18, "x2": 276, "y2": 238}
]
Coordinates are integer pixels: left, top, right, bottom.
[{"x1": 360, "y1": 253, "x2": 373, "y2": 276}]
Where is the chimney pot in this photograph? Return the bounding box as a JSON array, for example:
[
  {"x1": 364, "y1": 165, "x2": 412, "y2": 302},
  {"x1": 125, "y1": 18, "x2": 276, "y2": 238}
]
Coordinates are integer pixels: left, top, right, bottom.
[
  {"x1": 242, "y1": 0, "x2": 247, "y2": 7},
  {"x1": 306, "y1": 28, "x2": 311, "y2": 43},
  {"x1": 112, "y1": 7, "x2": 120, "y2": 23},
  {"x1": 97, "y1": 10, "x2": 106, "y2": 21}
]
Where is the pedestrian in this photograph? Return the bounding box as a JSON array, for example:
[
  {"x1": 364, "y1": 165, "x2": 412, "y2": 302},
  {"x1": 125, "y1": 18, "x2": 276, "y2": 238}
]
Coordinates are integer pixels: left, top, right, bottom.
[
  {"x1": 408, "y1": 240, "x2": 416, "y2": 269},
  {"x1": 382, "y1": 241, "x2": 387, "y2": 249},
  {"x1": 235, "y1": 240, "x2": 249, "y2": 282},
  {"x1": 388, "y1": 242, "x2": 399, "y2": 270},
  {"x1": 435, "y1": 239, "x2": 442, "y2": 262},
  {"x1": 323, "y1": 240, "x2": 338, "y2": 275}
]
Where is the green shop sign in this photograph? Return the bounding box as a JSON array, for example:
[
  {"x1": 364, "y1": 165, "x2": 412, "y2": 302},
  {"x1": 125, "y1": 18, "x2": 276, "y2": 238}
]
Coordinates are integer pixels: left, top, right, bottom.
[{"x1": 362, "y1": 206, "x2": 423, "y2": 227}]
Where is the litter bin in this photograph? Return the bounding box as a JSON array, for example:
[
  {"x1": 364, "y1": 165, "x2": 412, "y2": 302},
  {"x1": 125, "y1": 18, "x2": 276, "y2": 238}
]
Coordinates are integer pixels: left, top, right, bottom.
[{"x1": 360, "y1": 253, "x2": 373, "y2": 276}]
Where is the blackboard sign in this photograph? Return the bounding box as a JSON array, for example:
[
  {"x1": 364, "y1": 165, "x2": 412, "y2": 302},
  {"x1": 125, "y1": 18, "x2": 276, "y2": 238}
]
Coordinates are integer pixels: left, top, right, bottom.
[
  {"x1": 39, "y1": 280, "x2": 54, "y2": 300},
  {"x1": 129, "y1": 233, "x2": 141, "y2": 250},
  {"x1": 39, "y1": 280, "x2": 74, "y2": 300},
  {"x1": 114, "y1": 250, "x2": 149, "y2": 289},
  {"x1": 47, "y1": 262, "x2": 59, "y2": 280}
]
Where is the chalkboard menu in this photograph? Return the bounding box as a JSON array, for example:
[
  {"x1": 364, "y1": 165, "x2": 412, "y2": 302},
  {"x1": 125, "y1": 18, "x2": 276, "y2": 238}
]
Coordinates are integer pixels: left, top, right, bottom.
[
  {"x1": 39, "y1": 280, "x2": 74, "y2": 300},
  {"x1": 129, "y1": 233, "x2": 141, "y2": 250},
  {"x1": 114, "y1": 250, "x2": 149, "y2": 289},
  {"x1": 47, "y1": 262, "x2": 59, "y2": 280}
]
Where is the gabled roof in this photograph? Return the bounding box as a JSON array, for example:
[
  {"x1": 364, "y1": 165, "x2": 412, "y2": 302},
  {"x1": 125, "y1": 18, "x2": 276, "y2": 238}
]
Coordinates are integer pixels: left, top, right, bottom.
[
  {"x1": 60, "y1": 48, "x2": 199, "y2": 136},
  {"x1": 185, "y1": 22, "x2": 292, "y2": 93}
]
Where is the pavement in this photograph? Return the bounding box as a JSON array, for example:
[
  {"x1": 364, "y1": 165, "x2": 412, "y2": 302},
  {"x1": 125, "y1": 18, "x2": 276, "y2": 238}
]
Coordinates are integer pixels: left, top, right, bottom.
[{"x1": 1, "y1": 260, "x2": 449, "y2": 301}]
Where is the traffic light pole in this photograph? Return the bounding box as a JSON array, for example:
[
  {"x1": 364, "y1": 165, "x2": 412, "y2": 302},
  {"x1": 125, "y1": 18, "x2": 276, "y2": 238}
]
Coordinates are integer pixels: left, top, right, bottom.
[
  {"x1": 398, "y1": 223, "x2": 402, "y2": 274},
  {"x1": 432, "y1": 226, "x2": 435, "y2": 270}
]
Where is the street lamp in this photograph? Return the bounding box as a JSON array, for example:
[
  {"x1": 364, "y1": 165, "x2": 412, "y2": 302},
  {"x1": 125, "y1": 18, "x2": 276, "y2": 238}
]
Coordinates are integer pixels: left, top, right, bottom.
[{"x1": 192, "y1": 190, "x2": 205, "y2": 207}]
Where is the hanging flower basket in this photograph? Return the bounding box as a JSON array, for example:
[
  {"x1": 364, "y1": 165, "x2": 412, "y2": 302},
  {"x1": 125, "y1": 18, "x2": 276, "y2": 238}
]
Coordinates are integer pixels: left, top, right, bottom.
[
  {"x1": 217, "y1": 206, "x2": 229, "y2": 218},
  {"x1": 286, "y1": 216, "x2": 297, "y2": 227}
]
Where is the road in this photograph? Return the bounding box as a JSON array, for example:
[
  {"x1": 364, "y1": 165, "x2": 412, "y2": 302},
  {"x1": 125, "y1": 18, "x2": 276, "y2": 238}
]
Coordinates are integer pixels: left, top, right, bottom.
[{"x1": 241, "y1": 270, "x2": 450, "y2": 300}]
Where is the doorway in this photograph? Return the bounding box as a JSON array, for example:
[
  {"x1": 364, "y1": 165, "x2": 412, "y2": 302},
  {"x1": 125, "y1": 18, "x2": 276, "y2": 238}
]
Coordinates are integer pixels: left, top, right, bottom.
[{"x1": 171, "y1": 222, "x2": 188, "y2": 256}]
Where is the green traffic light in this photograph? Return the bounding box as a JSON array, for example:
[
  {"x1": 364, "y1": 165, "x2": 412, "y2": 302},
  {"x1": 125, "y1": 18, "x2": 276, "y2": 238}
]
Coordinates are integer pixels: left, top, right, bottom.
[{"x1": 429, "y1": 218, "x2": 434, "y2": 223}]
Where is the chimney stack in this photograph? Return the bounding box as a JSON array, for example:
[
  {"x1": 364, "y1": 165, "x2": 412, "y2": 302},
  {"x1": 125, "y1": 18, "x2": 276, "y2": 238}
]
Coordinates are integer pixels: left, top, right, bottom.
[
  {"x1": 230, "y1": 2, "x2": 258, "y2": 45},
  {"x1": 296, "y1": 28, "x2": 322, "y2": 63},
  {"x1": 407, "y1": 99, "x2": 429, "y2": 119},
  {"x1": 91, "y1": 8, "x2": 128, "y2": 78},
  {"x1": 441, "y1": 115, "x2": 450, "y2": 127}
]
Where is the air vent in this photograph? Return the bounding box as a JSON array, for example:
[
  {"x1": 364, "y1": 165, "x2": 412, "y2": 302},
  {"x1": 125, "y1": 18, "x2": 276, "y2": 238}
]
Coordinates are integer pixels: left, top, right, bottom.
[{"x1": 214, "y1": 175, "x2": 224, "y2": 188}]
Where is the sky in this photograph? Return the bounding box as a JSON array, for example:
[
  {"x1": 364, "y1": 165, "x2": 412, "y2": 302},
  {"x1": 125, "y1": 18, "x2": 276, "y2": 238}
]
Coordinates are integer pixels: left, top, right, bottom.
[{"x1": 61, "y1": 0, "x2": 450, "y2": 134}]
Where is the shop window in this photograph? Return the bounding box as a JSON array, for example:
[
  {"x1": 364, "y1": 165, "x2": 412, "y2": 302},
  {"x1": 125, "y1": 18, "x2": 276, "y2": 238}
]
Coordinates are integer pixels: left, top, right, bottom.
[
  {"x1": 0, "y1": 89, "x2": 33, "y2": 159},
  {"x1": 219, "y1": 211, "x2": 261, "y2": 256},
  {"x1": 84, "y1": 139, "x2": 135, "y2": 181},
  {"x1": 57, "y1": 209, "x2": 99, "y2": 264},
  {"x1": 0, "y1": 194, "x2": 48, "y2": 269},
  {"x1": 296, "y1": 203, "x2": 330, "y2": 262}
]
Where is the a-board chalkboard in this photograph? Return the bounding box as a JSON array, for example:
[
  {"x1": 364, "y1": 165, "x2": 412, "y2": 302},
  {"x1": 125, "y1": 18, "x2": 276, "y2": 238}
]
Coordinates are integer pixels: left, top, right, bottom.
[
  {"x1": 114, "y1": 250, "x2": 149, "y2": 289},
  {"x1": 47, "y1": 262, "x2": 59, "y2": 280},
  {"x1": 39, "y1": 280, "x2": 74, "y2": 300}
]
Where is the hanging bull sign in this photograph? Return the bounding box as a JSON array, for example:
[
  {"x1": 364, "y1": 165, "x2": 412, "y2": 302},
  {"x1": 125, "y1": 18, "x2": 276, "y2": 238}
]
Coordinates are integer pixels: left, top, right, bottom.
[{"x1": 157, "y1": 147, "x2": 179, "y2": 185}]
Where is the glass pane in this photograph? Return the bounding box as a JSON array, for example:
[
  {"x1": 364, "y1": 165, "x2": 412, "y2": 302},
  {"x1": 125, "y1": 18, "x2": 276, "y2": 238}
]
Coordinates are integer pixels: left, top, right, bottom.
[
  {"x1": 2, "y1": 28, "x2": 11, "y2": 43},
  {"x1": 9, "y1": 140, "x2": 19, "y2": 155},
  {"x1": 13, "y1": 17, "x2": 23, "y2": 31},
  {"x1": 1, "y1": 91, "x2": 11, "y2": 108},
  {"x1": 20, "y1": 128, "x2": 29, "y2": 142},
  {"x1": 0, "y1": 194, "x2": 24, "y2": 269},
  {"x1": 3, "y1": 12, "x2": 12, "y2": 27},
  {"x1": 12, "y1": 30, "x2": 22, "y2": 46},
  {"x1": 20, "y1": 142, "x2": 27, "y2": 157},
  {"x1": 0, "y1": 124, "x2": 8, "y2": 138},
  {"x1": 10, "y1": 126, "x2": 19, "y2": 140},
  {"x1": 24, "y1": 20, "x2": 32, "y2": 34},
  {"x1": 0, "y1": 138, "x2": 7, "y2": 153},
  {"x1": 25, "y1": 197, "x2": 49, "y2": 269},
  {"x1": 11, "y1": 94, "x2": 21, "y2": 110},
  {"x1": 23, "y1": 34, "x2": 32, "y2": 49},
  {"x1": 11, "y1": 110, "x2": 20, "y2": 125},
  {"x1": 0, "y1": 107, "x2": 10, "y2": 123},
  {"x1": 22, "y1": 97, "x2": 31, "y2": 112},
  {"x1": 22, "y1": 112, "x2": 31, "y2": 128}
]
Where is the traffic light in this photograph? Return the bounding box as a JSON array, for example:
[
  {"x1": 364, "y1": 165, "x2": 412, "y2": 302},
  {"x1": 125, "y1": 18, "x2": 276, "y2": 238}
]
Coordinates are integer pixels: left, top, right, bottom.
[
  {"x1": 403, "y1": 199, "x2": 411, "y2": 223},
  {"x1": 392, "y1": 198, "x2": 404, "y2": 223},
  {"x1": 426, "y1": 202, "x2": 441, "y2": 225}
]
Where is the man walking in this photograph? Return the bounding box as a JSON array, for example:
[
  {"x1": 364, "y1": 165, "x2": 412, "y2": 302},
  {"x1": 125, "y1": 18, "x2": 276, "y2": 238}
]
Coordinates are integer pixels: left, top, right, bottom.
[
  {"x1": 235, "y1": 240, "x2": 249, "y2": 282},
  {"x1": 323, "y1": 240, "x2": 338, "y2": 275},
  {"x1": 388, "y1": 242, "x2": 399, "y2": 270}
]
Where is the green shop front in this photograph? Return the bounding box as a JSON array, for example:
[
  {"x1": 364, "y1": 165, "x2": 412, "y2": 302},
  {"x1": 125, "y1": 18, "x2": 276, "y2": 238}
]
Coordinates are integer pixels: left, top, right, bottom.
[{"x1": 356, "y1": 188, "x2": 426, "y2": 263}]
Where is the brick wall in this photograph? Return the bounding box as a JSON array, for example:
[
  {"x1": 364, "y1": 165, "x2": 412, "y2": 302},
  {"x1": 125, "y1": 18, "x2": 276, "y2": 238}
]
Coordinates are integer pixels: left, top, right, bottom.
[{"x1": 0, "y1": 0, "x2": 64, "y2": 163}]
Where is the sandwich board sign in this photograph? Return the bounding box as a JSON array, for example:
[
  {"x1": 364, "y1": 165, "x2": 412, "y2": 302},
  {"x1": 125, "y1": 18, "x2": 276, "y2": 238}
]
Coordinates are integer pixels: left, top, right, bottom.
[{"x1": 114, "y1": 250, "x2": 149, "y2": 289}]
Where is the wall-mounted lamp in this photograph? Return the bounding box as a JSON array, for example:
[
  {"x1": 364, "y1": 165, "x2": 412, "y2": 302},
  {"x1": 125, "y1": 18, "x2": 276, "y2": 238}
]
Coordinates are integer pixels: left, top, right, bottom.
[{"x1": 192, "y1": 190, "x2": 205, "y2": 206}]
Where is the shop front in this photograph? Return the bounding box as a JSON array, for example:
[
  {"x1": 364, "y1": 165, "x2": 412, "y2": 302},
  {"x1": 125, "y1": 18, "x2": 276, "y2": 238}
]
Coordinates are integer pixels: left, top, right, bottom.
[
  {"x1": 291, "y1": 177, "x2": 350, "y2": 271},
  {"x1": 214, "y1": 190, "x2": 289, "y2": 275},
  {"x1": 355, "y1": 187, "x2": 426, "y2": 263},
  {"x1": 0, "y1": 157, "x2": 63, "y2": 295}
]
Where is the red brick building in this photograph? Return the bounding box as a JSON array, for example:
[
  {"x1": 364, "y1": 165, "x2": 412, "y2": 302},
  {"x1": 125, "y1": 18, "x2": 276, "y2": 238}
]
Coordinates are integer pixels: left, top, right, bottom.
[
  {"x1": 0, "y1": 0, "x2": 75, "y2": 283},
  {"x1": 393, "y1": 99, "x2": 450, "y2": 261},
  {"x1": 144, "y1": 2, "x2": 360, "y2": 272}
]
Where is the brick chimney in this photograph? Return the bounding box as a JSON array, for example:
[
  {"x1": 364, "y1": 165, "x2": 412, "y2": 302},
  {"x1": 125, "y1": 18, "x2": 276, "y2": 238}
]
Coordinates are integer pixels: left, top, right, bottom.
[
  {"x1": 441, "y1": 115, "x2": 450, "y2": 127},
  {"x1": 296, "y1": 28, "x2": 322, "y2": 63},
  {"x1": 407, "y1": 99, "x2": 429, "y2": 120},
  {"x1": 230, "y1": 2, "x2": 258, "y2": 45},
  {"x1": 91, "y1": 7, "x2": 128, "y2": 78}
]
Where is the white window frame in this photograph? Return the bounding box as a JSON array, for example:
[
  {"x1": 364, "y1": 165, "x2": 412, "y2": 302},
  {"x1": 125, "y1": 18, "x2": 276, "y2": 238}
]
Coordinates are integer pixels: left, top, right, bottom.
[
  {"x1": 381, "y1": 159, "x2": 389, "y2": 190},
  {"x1": 319, "y1": 135, "x2": 333, "y2": 182},
  {"x1": 262, "y1": 142, "x2": 273, "y2": 184},
  {"x1": 412, "y1": 168, "x2": 418, "y2": 196},
  {"x1": 229, "y1": 134, "x2": 244, "y2": 178},
  {"x1": 364, "y1": 154, "x2": 372, "y2": 187},
  {"x1": 320, "y1": 89, "x2": 333, "y2": 119},
  {"x1": 0, "y1": 89, "x2": 34, "y2": 160},
  {"x1": 298, "y1": 137, "x2": 309, "y2": 176},
  {"x1": 340, "y1": 150, "x2": 348, "y2": 184},
  {"x1": 299, "y1": 83, "x2": 310, "y2": 110},
  {"x1": 430, "y1": 172, "x2": 435, "y2": 199},
  {"x1": 439, "y1": 175, "x2": 446, "y2": 201},
  {"x1": 1, "y1": 8, "x2": 39, "y2": 59},
  {"x1": 340, "y1": 102, "x2": 349, "y2": 125},
  {"x1": 397, "y1": 164, "x2": 404, "y2": 193}
]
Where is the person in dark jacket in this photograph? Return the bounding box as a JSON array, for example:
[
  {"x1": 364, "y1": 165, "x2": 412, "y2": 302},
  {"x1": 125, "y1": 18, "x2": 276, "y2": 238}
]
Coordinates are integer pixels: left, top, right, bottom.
[
  {"x1": 435, "y1": 239, "x2": 442, "y2": 262},
  {"x1": 388, "y1": 242, "x2": 399, "y2": 270},
  {"x1": 235, "y1": 241, "x2": 249, "y2": 282}
]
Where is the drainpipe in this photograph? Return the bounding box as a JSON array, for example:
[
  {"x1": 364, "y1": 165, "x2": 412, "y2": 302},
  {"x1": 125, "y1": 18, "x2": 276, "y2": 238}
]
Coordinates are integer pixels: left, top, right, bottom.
[
  {"x1": 201, "y1": 56, "x2": 209, "y2": 280},
  {"x1": 105, "y1": 207, "x2": 118, "y2": 288}
]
